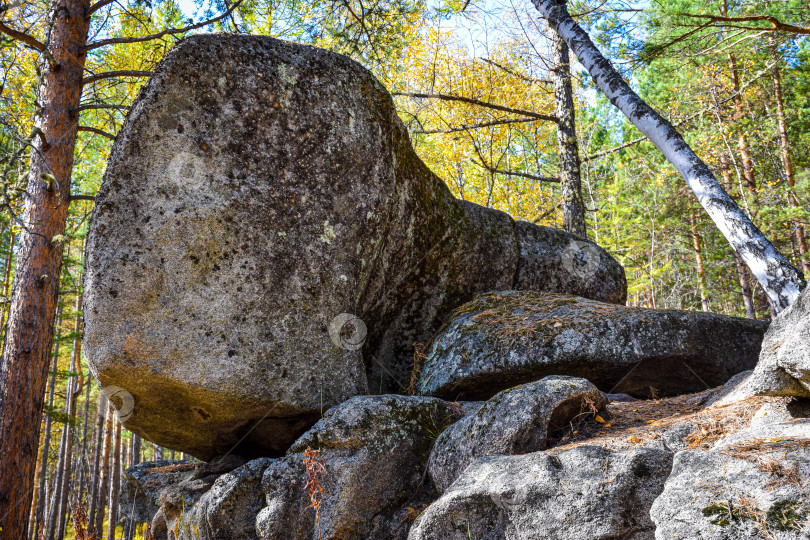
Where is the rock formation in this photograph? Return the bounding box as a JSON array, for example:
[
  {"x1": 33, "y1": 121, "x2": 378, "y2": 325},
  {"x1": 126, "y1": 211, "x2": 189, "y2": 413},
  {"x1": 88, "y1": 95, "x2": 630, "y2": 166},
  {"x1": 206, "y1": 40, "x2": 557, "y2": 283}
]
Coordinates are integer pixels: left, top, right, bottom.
[
  {"x1": 427, "y1": 375, "x2": 606, "y2": 493},
  {"x1": 750, "y1": 286, "x2": 810, "y2": 398},
  {"x1": 92, "y1": 34, "x2": 809, "y2": 540},
  {"x1": 416, "y1": 291, "x2": 768, "y2": 399},
  {"x1": 84, "y1": 34, "x2": 625, "y2": 459}
]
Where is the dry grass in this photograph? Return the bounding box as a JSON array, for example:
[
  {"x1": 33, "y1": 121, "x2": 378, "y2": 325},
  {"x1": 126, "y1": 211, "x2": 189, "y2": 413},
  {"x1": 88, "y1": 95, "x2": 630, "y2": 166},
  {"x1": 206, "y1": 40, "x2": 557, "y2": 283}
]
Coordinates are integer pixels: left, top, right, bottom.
[
  {"x1": 547, "y1": 387, "x2": 773, "y2": 453},
  {"x1": 302, "y1": 446, "x2": 328, "y2": 540}
]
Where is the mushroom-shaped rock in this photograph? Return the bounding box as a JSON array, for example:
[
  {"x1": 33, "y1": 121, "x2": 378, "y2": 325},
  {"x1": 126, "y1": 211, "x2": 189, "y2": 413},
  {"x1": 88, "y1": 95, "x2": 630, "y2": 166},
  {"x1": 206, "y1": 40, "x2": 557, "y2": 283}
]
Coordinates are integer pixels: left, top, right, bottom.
[{"x1": 84, "y1": 35, "x2": 625, "y2": 459}]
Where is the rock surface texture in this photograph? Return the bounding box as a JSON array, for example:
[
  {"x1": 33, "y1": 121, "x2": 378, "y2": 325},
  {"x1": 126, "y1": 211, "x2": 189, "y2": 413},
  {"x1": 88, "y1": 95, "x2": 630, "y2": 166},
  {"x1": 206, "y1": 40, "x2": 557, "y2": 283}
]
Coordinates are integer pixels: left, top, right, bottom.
[
  {"x1": 417, "y1": 291, "x2": 768, "y2": 400},
  {"x1": 411, "y1": 444, "x2": 674, "y2": 540},
  {"x1": 650, "y1": 400, "x2": 810, "y2": 539},
  {"x1": 84, "y1": 35, "x2": 626, "y2": 459},
  {"x1": 255, "y1": 395, "x2": 461, "y2": 540},
  {"x1": 750, "y1": 285, "x2": 810, "y2": 398},
  {"x1": 427, "y1": 375, "x2": 606, "y2": 493},
  {"x1": 120, "y1": 460, "x2": 195, "y2": 527}
]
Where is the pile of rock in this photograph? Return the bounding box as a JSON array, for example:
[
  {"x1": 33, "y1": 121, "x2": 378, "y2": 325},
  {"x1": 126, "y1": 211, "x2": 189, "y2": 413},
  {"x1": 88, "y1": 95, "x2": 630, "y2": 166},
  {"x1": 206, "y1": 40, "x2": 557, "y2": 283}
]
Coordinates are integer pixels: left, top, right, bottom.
[{"x1": 87, "y1": 35, "x2": 809, "y2": 540}]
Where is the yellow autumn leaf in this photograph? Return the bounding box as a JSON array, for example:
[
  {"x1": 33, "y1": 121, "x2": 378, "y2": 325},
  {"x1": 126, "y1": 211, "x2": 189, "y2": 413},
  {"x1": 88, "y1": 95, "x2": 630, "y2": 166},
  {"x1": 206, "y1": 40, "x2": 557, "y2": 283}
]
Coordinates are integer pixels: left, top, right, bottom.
[{"x1": 594, "y1": 415, "x2": 605, "y2": 423}]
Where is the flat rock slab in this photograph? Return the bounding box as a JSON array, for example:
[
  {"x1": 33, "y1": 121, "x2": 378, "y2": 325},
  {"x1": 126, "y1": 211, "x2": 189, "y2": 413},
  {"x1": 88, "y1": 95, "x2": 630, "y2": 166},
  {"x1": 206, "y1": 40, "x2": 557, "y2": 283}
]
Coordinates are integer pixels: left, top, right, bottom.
[
  {"x1": 428, "y1": 376, "x2": 606, "y2": 493},
  {"x1": 84, "y1": 35, "x2": 625, "y2": 459},
  {"x1": 417, "y1": 291, "x2": 768, "y2": 400}
]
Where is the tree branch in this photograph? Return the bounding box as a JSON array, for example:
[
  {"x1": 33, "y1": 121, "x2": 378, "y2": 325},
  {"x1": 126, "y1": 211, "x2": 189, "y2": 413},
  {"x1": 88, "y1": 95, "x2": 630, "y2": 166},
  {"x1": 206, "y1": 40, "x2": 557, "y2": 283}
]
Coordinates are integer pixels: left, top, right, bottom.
[
  {"x1": 73, "y1": 103, "x2": 129, "y2": 113},
  {"x1": 413, "y1": 118, "x2": 536, "y2": 134},
  {"x1": 82, "y1": 0, "x2": 247, "y2": 52},
  {"x1": 471, "y1": 158, "x2": 560, "y2": 183},
  {"x1": 87, "y1": 0, "x2": 116, "y2": 16},
  {"x1": 480, "y1": 58, "x2": 552, "y2": 85},
  {"x1": 678, "y1": 12, "x2": 810, "y2": 35},
  {"x1": 0, "y1": 20, "x2": 45, "y2": 51},
  {"x1": 394, "y1": 92, "x2": 558, "y2": 123},
  {"x1": 69, "y1": 195, "x2": 95, "y2": 202},
  {"x1": 78, "y1": 126, "x2": 115, "y2": 140},
  {"x1": 81, "y1": 70, "x2": 151, "y2": 86}
]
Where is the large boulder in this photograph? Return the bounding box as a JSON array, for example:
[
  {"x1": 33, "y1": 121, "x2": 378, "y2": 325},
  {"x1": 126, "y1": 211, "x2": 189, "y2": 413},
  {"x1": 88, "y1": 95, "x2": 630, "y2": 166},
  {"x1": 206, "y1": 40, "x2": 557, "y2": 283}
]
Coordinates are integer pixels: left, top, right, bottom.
[
  {"x1": 750, "y1": 286, "x2": 810, "y2": 398},
  {"x1": 255, "y1": 395, "x2": 462, "y2": 540},
  {"x1": 417, "y1": 291, "x2": 768, "y2": 400},
  {"x1": 650, "y1": 402, "x2": 810, "y2": 539},
  {"x1": 427, "y1": 376, "x2": 606, "y2": 493},
  {"x1": 83, "y1": 35, "x2": 626, "y2": 459},
  {"x1": 410, "y1": 444, "x2": 674, "y2": 540}
]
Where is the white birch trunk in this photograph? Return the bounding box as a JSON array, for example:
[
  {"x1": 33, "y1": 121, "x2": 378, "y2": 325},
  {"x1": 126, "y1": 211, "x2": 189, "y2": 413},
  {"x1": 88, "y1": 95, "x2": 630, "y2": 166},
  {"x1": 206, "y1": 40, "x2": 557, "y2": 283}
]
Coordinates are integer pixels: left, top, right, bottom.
[{"x1": 533, "y1": 0, "x2": 805, "y2": 312}]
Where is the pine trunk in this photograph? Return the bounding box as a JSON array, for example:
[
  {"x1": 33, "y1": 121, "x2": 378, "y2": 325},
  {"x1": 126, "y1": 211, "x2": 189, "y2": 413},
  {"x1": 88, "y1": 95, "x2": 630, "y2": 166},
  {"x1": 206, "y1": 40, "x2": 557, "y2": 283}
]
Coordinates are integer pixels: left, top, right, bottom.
[
  {"x1": 32, "y1": 305, "x2": 63, "y2": 538},
  {"x1": 690, "y1": 210, "x2": 711, "y2": 312},
  {"x1": 55, "y1": 293, "x2": 83, "y2": 538},
  {"x1": 94, "y1": 404, "x2": 113, "y2": 536},
  {"x1": 87, "y1": 394, "x2": 106, "y2": 535},
  {"x1": 551, "y1": 30, "x2": 586, "y2": 237},
  {"x1": 106, "y1": 416, "x2": 121, "y2": 540},
  {"x1": 0, "y1": 0, "x2": 91, "y2": 534},
  {"x1": 531, "y1": 0, "x2": 804, "y2": 312},
  {"x1": 721, "y1": 0, "x2": 758, "y2": 211},
  {"x1": 0, "y1": 231, "x2": 16, "y2": 340},
  {"x1": 769, "y1": 36, "x2": 809, "y2": 275}
]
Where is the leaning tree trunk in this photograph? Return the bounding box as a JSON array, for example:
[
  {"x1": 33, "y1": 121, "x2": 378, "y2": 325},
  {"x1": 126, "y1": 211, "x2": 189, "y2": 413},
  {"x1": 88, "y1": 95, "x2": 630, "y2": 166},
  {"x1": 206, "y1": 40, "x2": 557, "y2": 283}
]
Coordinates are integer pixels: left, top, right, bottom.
[
  {"x1": 551, "y1": 31, "x2": 586, "y2": 237},
  {"x1": 718, "y1": 157, "x2": 757, "y2": 319},
  {"x1": 532, "y1": 0, "x2": 805, "y2": 312},
  {"x1": 0, "y1": 0, "x2": 91, "y2": 535}
]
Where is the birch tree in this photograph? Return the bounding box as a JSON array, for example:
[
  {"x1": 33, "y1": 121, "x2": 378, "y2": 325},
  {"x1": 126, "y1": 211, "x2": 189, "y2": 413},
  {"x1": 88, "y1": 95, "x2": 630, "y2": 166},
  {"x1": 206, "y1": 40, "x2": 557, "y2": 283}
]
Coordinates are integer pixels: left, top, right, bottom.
[{"x1": 535, "y1": 0, "x2": 805, "y2": 311}]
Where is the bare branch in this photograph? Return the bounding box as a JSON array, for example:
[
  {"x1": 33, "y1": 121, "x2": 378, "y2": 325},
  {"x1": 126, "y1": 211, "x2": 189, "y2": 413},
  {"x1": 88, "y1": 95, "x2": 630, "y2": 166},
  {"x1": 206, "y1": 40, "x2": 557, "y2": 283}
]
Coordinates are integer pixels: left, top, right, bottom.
[
  {"x1": 0, "y1": 20, "x2": 45, "y2": 51},
  {"x1": 394, "y1": 92, "x2": 558, "y2": 123},
  {"x1": 73, "y1": 103, "x2": 129, "y2": 113},
  {"x1": 471, "y1": 158, "x2": 560, "y2": 183},
  {"x1": 480, "y1": 58, "x2": 552, "y2": 85},
  {"x1": 82, "y1": 0, "x2": 247, "y2": 52},
  {"x1": 81, "y1": 70, "x2": 151, "y2": 85},
  {"x1": 69, "y1": 195, "x2": 95, "y2": 202},
  {"x1": 413, "y1": 118, "x2": 537, "y2": 134},
  {"x1": 582, "y1": 135, "x2": 646, "y2": 162},
  {"x1": 77, "y1": 126, "x2": 115, "y2": 140}
]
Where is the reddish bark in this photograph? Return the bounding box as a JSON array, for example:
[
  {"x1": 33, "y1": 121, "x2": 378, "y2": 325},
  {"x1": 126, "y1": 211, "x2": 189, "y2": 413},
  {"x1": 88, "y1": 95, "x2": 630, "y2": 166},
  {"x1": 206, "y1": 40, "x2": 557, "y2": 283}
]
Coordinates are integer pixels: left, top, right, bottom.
[{"x1": 0, "y1": 0, "x2": 90, "y2": 536}]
